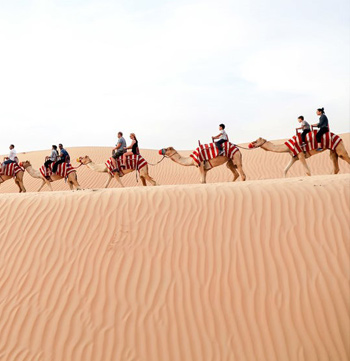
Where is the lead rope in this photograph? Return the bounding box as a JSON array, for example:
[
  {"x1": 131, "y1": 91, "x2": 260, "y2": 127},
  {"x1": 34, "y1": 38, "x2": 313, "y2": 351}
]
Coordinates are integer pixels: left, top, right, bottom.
[
  {"x1": 147, "y1": 151, "x2": 177, "y2": 166},
  {"x1": 135, "y1": 155, "x2": 139, "y2": 183},
  {"x1": 147, "y1": 155, "x2": 166, "y2": 166}
]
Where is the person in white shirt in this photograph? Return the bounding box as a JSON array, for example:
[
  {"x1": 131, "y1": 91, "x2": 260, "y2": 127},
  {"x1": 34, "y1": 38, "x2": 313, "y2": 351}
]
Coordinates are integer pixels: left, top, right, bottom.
[
  {"x1": 212, "y1": 124, "x2": 228, "y2": 155},
  {"x1": 2, "y1": 144, "x2": 17, "y2": 174},
  {"x1": 44, "y1": 145, "x2": 58, "y2": 168}
]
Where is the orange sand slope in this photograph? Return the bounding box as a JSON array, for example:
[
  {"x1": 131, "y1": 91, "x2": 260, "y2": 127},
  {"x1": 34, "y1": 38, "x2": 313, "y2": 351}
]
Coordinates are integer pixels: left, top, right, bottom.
[
  {"x1": 0, "y1": 133, "x2": 349, "y2": 193},
  {"x1": 0, "y1": 174, "x2": 349, "y2": 361}
]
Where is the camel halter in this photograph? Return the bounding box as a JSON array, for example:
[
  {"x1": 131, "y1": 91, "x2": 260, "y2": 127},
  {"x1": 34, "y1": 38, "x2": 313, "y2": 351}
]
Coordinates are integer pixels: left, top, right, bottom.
[
  {"x1": 234, "y1": 140, "x2": 267, "y2": 150},
  {"x1": 76, "y1": 158, "x2": 91, "y2": 167}
]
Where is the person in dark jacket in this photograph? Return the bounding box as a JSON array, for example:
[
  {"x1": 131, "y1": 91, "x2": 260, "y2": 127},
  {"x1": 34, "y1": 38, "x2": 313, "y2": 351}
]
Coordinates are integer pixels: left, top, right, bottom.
[{"x1": 312, "y1": 107, "x2": 329, "y2": 151}]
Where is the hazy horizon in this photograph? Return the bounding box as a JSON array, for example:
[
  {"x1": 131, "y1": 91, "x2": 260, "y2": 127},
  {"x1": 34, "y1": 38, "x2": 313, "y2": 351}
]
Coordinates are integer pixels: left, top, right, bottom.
[{"x1": 0, "y1": 0, "x2": 349, "y2": 155}]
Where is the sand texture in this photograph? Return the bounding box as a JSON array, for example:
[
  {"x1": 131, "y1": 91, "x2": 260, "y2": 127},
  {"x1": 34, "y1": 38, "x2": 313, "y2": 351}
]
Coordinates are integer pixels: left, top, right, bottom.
[{"x1": 0, "y1": 135, "x2": 349, "y2": 361}]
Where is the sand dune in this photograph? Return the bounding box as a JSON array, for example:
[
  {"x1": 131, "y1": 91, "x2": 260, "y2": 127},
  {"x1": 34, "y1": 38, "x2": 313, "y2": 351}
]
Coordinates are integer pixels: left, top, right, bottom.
[
  {"x1": 0, "y1": 174, "x2": 349, "y2": 361},
  {"x1": 0, "y1": 133, "x2": 349, "y2": 193},
  {"x1": 0, "y1": 135, "x2": 349, "y2": 361}
]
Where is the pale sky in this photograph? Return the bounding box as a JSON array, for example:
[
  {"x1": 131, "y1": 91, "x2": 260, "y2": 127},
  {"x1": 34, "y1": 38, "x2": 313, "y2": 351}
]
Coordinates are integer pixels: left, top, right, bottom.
[{"x1": 0, "y1": 0, "x2": 349, "y2": 154}]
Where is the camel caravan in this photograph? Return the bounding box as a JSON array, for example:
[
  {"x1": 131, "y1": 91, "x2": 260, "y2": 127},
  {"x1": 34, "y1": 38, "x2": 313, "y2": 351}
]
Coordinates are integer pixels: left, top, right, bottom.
[{"x1": 1, "y1": 108, "x2": 349, "y2": 193}]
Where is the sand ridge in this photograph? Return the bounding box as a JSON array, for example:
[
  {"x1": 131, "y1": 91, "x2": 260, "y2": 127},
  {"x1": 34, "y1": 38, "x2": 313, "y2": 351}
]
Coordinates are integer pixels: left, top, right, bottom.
[{"x1": 0, "y1": 174, "x2": 349, "y2": 361}]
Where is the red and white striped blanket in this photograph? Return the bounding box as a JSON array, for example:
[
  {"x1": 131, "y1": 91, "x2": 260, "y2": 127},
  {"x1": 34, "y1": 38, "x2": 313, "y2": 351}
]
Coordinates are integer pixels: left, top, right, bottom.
[
  {"x1": 39, "y1": 162, "x2": 76, "y2": 178},
  {"x1": 0, "y1": 162, "x2": 24, "y2": 177},
  {"x1": 285, "y1": 130, "x2": 342, "y2": 157},
  {"x1": 105, "y1": 155, "x2": 147, "y2": 176},
  {"x1": 190, "y1": 142, "x2": 239, "y2": 166}
]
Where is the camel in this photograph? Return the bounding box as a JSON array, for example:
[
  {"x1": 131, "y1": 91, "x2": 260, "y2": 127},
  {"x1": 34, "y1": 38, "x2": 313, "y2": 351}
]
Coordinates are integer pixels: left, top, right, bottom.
[
  {"x1": 249, "y1": 137, "x2": 350, "y2": 176},
  {"x1": 0, "y1": 166, "x2": 26, "y2": 193},
  {"x1": 158, "y1": 146, "x2": 246, "y2": 183},
  {"x1": 77, "y1": 156, "x2": 157, "y2": 187},
  {"x1": 21, "y1": 161, "x2": 81, "y2": 191}
]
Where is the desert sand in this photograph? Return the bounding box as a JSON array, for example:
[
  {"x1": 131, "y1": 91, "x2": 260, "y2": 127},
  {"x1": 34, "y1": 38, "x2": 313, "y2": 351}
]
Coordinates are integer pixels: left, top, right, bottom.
[{"x1": 0, "y1": 134, "x2": 349, "y2": 361}]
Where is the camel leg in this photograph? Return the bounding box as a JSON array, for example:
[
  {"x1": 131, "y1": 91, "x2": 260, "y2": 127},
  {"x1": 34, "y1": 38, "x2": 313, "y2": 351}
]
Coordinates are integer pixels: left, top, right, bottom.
[
  {"x1": 19, "y1": 174, "x2": 26, "y2": 192},
  {"x1": 233, "y1": 153, "x2": 246, "y2": 181},
  {"x1": 38, "y1": 179, "x2": 51, "y2": 192},
  {"x1": 16, "y1": 173, "x2": 26, "y2": 192},
  {"x1": 236, "y1": 164, "x2": 246, "y2": 181},
  {"x1": 337, "y1": 150, "x2": 350, "y2": 164},
  {"x1": 284, "y1": 157, "x2": 298, "y2": 177},
  {"x1": 226, "y1": 160, "x2": 239, "y2": 181},
  {"x1": 145, "y1": 174, "x2": 157, "y2": 186},
  {"x1": 19, "y1": 180, "x2": 26, "y2": 193},
  {"x1": 71, "y1": 174, "x2": 81, "y2": 190},
  {"x1": 297, "y1": 153, "x2": 311, "y2": 176},
  {"x1": 17, "y1": 180, "x2": 26, "y2": 193},
  {"x1": 104, "y1": 175, "x2": 113, "y2": 188},
  {"x1": 14, "y1": 179, "x2": 22, "y2": 193},
  {"x1": 139, "y1": 168, "x2": 157, "y2": 186},
  {"x1": 113, "y1": 174, "x2": 124, "y2": 187},
  {"x1": 140, "y1": 176, "x2": 147, "y2": 186},
  {"x1": 199, "y1": 166, "x2": 207, "y2": 184},
  {"x1": 329, "y1": 151, "x2": 340, "y2": 174}
]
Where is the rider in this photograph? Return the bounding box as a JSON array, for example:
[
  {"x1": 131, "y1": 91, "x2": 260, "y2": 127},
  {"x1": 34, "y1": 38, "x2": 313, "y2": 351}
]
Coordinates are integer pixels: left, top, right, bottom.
[
  {"x1": 111, "y1": 132, "x2": 126, "y2": 173},
  {"x1": 212, "y1": 124, "x2": 228, "y2": 155},
  {"x1": 296, "y1": 115, "x2": 311, "y2": 145},
  {"x1": 312, "y1": 107, "x2": 329, "y2": 151},
  {"x1": 44, "y1": 145, "x2": 59, "y2": 169},
  {"x1": 52, "y1": 144, "x2": 70, "y2": 173},
  {"x1": 121, "y1": 133, "x2": 139, "y2": 168},
  {"x1": 1, "y1": 144, "x2": 17, "y2": 174}
]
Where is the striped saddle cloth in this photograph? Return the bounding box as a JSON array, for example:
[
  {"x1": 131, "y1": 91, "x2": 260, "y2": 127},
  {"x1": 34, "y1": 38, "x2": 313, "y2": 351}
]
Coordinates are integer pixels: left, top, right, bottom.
[
  {"x1": 285, "y1": 130, "x2": 342, "y2": 157},
  {"x1": 0, "y1": 162, "x2": 24, "y2": 177},
  {"x1": 105, "y1": 155, "x2": 147, "y2": 176},
  {"x1": 39, "y1": 162, "x2": 75, "y2": 178},
  {"x1": 190, "y1": 142, "x2": 239, "y2": 166}
]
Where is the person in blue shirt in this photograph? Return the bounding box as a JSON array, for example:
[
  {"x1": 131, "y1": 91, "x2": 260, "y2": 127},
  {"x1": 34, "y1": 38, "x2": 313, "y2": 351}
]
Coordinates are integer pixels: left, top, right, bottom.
[
  {"x1": 312, "y1": 108, "x2": 329, "y2": 151},
  {"x1": 52, "y1": 144, "x2": 70, "y2": 173}
]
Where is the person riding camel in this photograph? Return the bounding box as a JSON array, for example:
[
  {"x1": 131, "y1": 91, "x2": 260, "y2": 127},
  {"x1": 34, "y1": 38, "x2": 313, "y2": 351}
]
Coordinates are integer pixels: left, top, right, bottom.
[
  {"x1": 312, "y1": 107, "x2": 329, "y2": 151},
  {"x1": 1, "y1": 144, "x2": 17, "y2": 174},
  {"x1": 111, "y1": 132, "x2": 126, "y2": 173},
  {"x1": 52, "y1": 144, "x2": 70, "y2": 173},
  {"x1": 212, "y1": 124, "x2": 228, "y2": 156},
  {"x1": 121, "y1": 133, "x2": 139, "y2": 169},
  {"x1": 296, "y1": 115, "x2": 311, "y2": 145},
  {"x1": 44, "y1": 145, "x2": 58, "y2": 179}
]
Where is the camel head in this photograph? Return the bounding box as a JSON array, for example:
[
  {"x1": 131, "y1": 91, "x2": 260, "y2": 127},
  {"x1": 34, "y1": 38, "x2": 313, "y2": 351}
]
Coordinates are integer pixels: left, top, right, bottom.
[
  {"x1": 77, "y1": 155, "x2": 92, "y2": 165},
  {"x1": 158, "y1": 147, "x2": 176, "y2": 157},
  {"x1": 249, "y1": 137, "x2": 267, "y2": 149},
  {"x1": 21, "y1": 160, "x2": 32, "y2": 169}
]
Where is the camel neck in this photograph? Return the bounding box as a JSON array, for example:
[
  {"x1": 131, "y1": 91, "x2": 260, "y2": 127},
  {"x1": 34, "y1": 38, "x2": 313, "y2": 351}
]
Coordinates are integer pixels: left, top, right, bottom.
[
  {"x1": 261, "y1": 141, "x2": 289, "y2": 153},
  {"x1": 87, "y1": 161, "x2": 107, "y2": 173},
  {"x1": 26, "y1": 165, "x2": 42, "y2": 179},
  {"x1": 170, "y1": 152, "x2": 194, "y2": 166}
]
